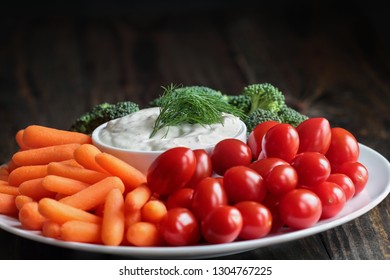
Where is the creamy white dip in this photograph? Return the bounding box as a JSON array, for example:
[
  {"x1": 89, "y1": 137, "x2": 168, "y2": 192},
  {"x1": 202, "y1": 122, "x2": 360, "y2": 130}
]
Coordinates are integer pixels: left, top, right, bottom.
[{"x1": 97, "y1": 107, "x2": 244, "y2": 151}]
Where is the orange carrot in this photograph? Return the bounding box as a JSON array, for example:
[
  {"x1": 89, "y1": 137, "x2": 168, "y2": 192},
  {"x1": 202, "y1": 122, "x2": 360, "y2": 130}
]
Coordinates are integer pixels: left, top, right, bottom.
[
  {"x1": 0, "y1": 184, "x2": 19, "y2": 196},
  {"x1": 95, "y1": 152, "x2": 146, "y2": 192},
  {"x1": 126, "y1": 222, "x2": 162, "y2": 246},
  {"x1": 73, "y1": 144, "x2": 108, "y2": 174},
  {"x1": 12, "y1": 143, "x2": 81, "y2": 166},
  {"x1": 8, "y1": 165, "x2": 47, "y2": 187},
  {"x1": 42, "y1": 175, "x2": 89, "y2": 195},
  {"x1": 42, "y1": 220, "x2": 61, "y2": 239},
  {"x1": 59, "y1": 176, "x2": 125, "y2": 211},
  {"x1": 141, "y1": 200, "x2": 167, "y2": 224},
  {"x1": 59, "y1": 159, "x2": 84, "y2": 168},
  {"x1": 18, "y1": 202, "x2": 46, "y2": 230},
  {"x1": 38, "y1": 198, "x2": 102, "y2": 224},
  {"x1": 18, "y1": 178, "x2": 56, "y2": 200},
  {"x1": 15, "y1": 129, "x2": 30, "y2": 150},
  {"x1": 15, "y1": 195, "x2": 34, "y2": 210},
  {"x1": 0, "y1": 193, "x2": 18, "y2": 215},
  {"x1": 23, "y1": 125, "x2": 92, "y2": 148},
  {"x1": 0, "y1": 164, "x2": 10, "y2": 181},
  {"x1": 5, "y1": 159, "x2": 19, "y2": 173},
  {"x1": 124, "y1": 209, "x2": 142, "y2": 228},
  {"x1": 60, "y1": 220, "x2": 102, "y2": 244},
  {"x1": 47, "y1": 162, "x2": 108, "y2": 184},
  {"x1": 101, "y1": 188, "x2": 125, "y2": 246},
  {"x1": 124, "y1": 184, "x2": 152, "y2": 212}
]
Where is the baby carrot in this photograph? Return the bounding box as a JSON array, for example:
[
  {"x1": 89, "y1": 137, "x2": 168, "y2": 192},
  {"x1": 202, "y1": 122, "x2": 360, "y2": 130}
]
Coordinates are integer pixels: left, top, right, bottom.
[
  {"x1": 0, "y1": 193, "x2": 18, "y2": 215},
  {"x1": 7, "y1": 165, "x2": 47, "y2": 187},
  {"x1": 47, "y1": 162, "x2": 108, "y2": 184},
  {"x1": 124, "y1": 209, "x2": 142, "y2": 228},
  {"x1": 95, "y1": 152, "x2": 146, "y2": 192},
  {"x1": 18, "y1": 201, "x2": 46, "y2": 230},
  {"x1": 126, "y1": 222, "x2": 162, "y2": 247},
  {"x1": 101, "y1": 188, "x2": 125, "y2": 246},
  {"x1": 15, "y1": 195, "x2": 34, "y2": 210},
  {"x1": 124, "y1": 184, "x2": 152, "y2": 212},
  {"x1": 141, "y1": 200, "x2": 167, "y2": 224},
  {"x1": 38, "y1": 198, "x2": 102, "y2": 224},
  {"x1": 59, "y1": 159, "x2": 84, "y2": 168},
  {"x1": 42, "y1": 175, "x2": 90, "y2": 195},
  {"x1": 12, "y1": 143, "x2": 81, "y2": 166},
  {"x1": 23, "y1": 125, "x2": 92, "y2": 148},
  {"x1": 19, "y1": 178, "x2": 56, "y2": 200},
  {"x1": 60, "y1": 220, "x2": 102, "y2": 244},
  {"x1": 15, "y1": 129, "x2": 29, "y2": 150},
  {"x1": 0, "y1": 184, "x2": 19, "y2": 196},
  {"x1": 42, "y1": 220, "x2": 61, "y2": 239},
  {"x1": 0, "y1": 165, "x2": 9, "y2": 181},
  {"x1": 73, "y1": 144, "x2": 108, "y2": 174},
  {"x1": 59, "y1": 176, "x2": 125, "y2": 211}
]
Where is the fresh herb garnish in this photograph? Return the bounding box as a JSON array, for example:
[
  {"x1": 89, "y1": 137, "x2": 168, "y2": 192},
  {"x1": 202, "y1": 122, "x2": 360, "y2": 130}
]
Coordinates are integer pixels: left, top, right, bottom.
[{"x1": 150, "y1": 84, "x2": 245, "y2": 138}]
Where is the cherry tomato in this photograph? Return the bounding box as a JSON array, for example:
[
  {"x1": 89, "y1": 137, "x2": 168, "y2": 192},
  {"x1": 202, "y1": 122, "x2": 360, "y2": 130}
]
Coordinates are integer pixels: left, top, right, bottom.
[
  {"x1": 262, "y1": 123, "x2": 299, "y2": 163},
  {"x1": 147, "y1": 147, "x2": 196, "y2": 196},
  {"x1": 184, "y1": 149, "x2": 212, "y2": 188},
  {"x1": 166, "y1": 188, "x2": 194, "y2": 210},
  {"x1": 296, "y1": 117, "x2": 331, "y2": 154},
  {"x1": 325, "y1": 127, "x2": 359, "y2": 170},
  {"x1": 262, "y1": 194, "x2": 284, "y2": 232},
  {"x1": 327, "y1": 173, "x2": 355, "y2": 201},
  {"x1": 278, "y1": 189, "x2": 322, "y2": 229},
  {"x1": 248, "y1": 157, "x2": 289, "y2": 178},
  {"x1": 336, "y1": 161, "x2": 368, "y2": 196},
  {"x1": 235, "y1": 201, "x2": 272, "y2": 240},
  {"x1": 211, "y1": 139, "x2": 252, "y2": 175},
  {"x1": 160, "y1": 208, "x2": 200, "y2": 246},
  {"x1": 201, "y1": 205, "x2": 243, "y2": 244},
  {"x1": 291, "y1": 152, "x2": 331, "y2": 187},
  {"x1": 247, "y1": 121, "x2": 279, "y2": 160},
  {"x1": 223, "y1": 166, "x2": 267, "y2": 204},
  {"x1": 191, "y1": 177, "x2": 228, "y2": 221},
  {"x1": 311, "y1": 181, "x2": 346, "y2": 219},
  {"x1": 265, "y1": 164, "x2": 298, "y2": 196}
]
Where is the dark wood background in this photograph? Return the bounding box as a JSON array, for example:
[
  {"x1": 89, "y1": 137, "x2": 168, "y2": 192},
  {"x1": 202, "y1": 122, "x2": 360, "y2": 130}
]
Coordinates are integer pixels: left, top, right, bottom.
[{"x1": 0, "y1": 0, "x2": 389, "y2": 259}]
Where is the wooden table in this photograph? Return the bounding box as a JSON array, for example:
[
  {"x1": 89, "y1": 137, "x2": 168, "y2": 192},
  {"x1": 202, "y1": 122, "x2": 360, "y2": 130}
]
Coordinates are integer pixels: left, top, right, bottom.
[{"x1": 1, "y1": 2, "x2": 389, "y2": 259}]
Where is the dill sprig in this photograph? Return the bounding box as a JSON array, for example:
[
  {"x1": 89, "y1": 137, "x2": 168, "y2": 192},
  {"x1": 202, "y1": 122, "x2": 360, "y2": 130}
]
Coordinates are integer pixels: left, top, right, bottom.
[{"x1": 150, "y1": 84, "x2": 245, "y2": 138}]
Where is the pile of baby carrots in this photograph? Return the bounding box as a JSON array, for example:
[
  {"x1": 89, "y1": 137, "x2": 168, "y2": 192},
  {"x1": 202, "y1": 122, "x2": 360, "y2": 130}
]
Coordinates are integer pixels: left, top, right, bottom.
[{"x1": 0, "y1": 125, "x2": 166, "y2": 246}]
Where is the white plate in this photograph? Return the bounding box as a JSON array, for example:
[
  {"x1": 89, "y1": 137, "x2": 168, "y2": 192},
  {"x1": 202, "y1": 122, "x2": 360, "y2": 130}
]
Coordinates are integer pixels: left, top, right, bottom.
[{"x1": 1, "y1": 144, "x2": 390, "y2": 259}]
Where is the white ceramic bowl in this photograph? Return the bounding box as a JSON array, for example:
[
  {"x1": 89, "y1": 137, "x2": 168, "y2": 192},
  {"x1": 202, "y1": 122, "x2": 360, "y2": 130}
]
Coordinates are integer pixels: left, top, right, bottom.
[{"x1": 92, "y1": 120, "x2": 247, "y2": 175}]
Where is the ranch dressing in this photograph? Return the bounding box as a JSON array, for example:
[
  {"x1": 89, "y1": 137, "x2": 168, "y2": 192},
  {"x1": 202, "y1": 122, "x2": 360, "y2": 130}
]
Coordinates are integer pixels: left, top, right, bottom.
[{"x1": 97, "y1": 107, "x2": 243, "y2": 151}]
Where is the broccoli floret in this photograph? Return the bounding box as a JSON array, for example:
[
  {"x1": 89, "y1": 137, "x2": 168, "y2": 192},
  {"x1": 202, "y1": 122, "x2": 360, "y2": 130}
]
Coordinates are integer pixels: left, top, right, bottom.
[
  {"x1": 243, "y1": 83, "x2": 285, "y2": 115},
  {"x1": 278, "y1": 106, "x2": 308, "y2": 127},
  {"x1": 244, "y1": 108, "x2": 282, "y2": 133},
  {"x1": 70, "y1": 101, "x2": 139, "y2": 134},
  {"x1": 226, "y1": 95, "x2": 251, "y2": 115}
]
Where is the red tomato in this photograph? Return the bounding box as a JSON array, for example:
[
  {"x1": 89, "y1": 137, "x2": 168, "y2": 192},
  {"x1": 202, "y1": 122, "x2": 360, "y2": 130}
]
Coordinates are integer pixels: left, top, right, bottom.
[
  {"x1": 296, "y1": 117, "x2": 331, "y2": 154},
  {"x1": 325, "y1": 127, "x2": 360, "y2": 170},
  {"x1": 160, "y1": 208, "x2": 200, "y2": 246},
  {"x1": 147, "y1": 147, "x2": 196, "y2": 196},
  {"x1": 235, "y1": 201, "x2": 272, "y2": 240},
  {"x1": 166, "y1": 188, "x2": 194, "y2": 210},
  {"x1": 291, "y1": 152, "x2": 331, "y2": 187},
  {"x1": 262, "y1": 194, "x2": 284, "y2": 232},
  {"x1": 223, "y1": 166, "x2": 267, "y2": 204},
  {"x1": 262, "y1": 123, "x2": 299, "y2": 163},
  {"x1": 278, "y1": 189, "x2": 322, "y2": 229},
  {"x1": 191, "y1": 177, "x2": 228, "y2": 221},
  {"x1": 336, "y1": 161, "x2": 368, "y2": 196},
  {"x1": 211, "y1": 139, "x2": 252, "y2": 175},
  {"x1": 311, "y1": 181, "x2": 346, "y2": 219},
  {"x1": 201, "y1": 205, "x2": 243, "y2": 244},
  {"x1": 247, "y1": 121, "x2": 279, "y2": 160},
  {"x1": 184, "y1": 149, "x2": 212, "y2": 188},
  {"x1": 248, "y1": 157, "x2": 289, "y2": 178},
  {"x1": 265, "y1": 164, "x2": 298, "y2": 196},
  {"x1": 327, "y1": 173, "x2": 355, "y2": 201}
]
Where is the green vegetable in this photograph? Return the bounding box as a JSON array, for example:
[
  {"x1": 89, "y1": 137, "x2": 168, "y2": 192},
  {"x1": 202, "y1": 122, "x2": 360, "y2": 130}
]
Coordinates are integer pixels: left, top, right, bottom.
[
  {"x1": 70, "y1": 101, "x2": 139, "y2": 134},
  {"x1": 244, "y1": 108, "x2": 282, "y2": 132},
  {"x1": 150, "y1": 84, "x2": 245, "y2": 138},
  {"x1": 243, "y1": 83, "x2": 285, "y2": 115},
  {"x1": 278, "y1": 106, "x2": 308, "y2": 127},
  {"x1": 226, "y1": 95, "x2": 251, "y2": 115}
]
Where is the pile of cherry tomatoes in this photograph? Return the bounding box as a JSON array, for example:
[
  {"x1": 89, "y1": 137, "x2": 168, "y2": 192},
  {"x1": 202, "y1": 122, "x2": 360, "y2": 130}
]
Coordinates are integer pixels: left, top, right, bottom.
[{"x1": 146, "y1": 118, "x2": 368, "y2": 245}]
